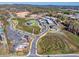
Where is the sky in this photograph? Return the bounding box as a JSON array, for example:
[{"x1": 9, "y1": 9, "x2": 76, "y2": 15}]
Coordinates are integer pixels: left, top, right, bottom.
[{"x1": 0, "y1": 2, "x2": 79, "y2": 6}]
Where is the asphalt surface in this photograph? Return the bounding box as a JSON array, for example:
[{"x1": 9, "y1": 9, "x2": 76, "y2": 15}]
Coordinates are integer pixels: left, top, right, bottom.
[
  {"x1": 28, "y1": 25, "x2": 49, "y2": 57},
  {"x1": 7, "y1": 11, "x2": 76, "y2": 57},
  {"x1": 28, "y1": 36, "x2": 39, "y2": 57},
  {"x1": 7, "y1": 26, "x2": 21, "y2": 43},
  {"x1": 6, "y1": 11, "x2": 23, "y2": 47},
  {"x1": 6, "y1": 11, "x2": 48, "y2": 57}
]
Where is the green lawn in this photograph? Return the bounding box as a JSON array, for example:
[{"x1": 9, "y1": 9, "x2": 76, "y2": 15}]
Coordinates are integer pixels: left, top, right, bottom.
[
  {"x1": 26, "y1": 20, "x2": 38, "y2": 26},
  {"x1": 17, "y1": 25, "x2": 40, "y2": 34},
  {"x1": 13, "y1": 18, "x2": 41, "y2": 34}
]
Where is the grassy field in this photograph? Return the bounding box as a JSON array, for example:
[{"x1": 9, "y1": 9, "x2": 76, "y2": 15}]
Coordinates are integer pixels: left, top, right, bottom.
[
  {"x1": 63, "y1": 30, "x2": 79, "y2": 46},
  {"x1": 37, "y1": 31, "x2": 79, "y2": 55},
  {"x1": 26, "y1": 20, "x2": 38, "y2": 26},
  {"x1": 0, "y1": 48, "x2": 9, "y2": 55},
  {"x1": 13, "y1": 18, "x2": 41, "y2": 34}
]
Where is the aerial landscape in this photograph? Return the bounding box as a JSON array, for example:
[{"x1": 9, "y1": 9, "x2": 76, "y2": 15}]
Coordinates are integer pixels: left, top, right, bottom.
[{"x1": 0, "y1": 2, "x2": 79, "y2": 57}]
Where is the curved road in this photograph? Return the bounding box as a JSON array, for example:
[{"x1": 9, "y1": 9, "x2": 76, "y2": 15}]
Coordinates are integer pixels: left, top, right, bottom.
[{"x1": 27, "y1": 25, "x2": 49, "y2": 57}]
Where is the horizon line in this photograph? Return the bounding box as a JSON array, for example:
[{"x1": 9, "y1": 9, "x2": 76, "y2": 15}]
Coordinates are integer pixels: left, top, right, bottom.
[{"x1": 0, "y1": 2, "x2": 79, "y2": 6}]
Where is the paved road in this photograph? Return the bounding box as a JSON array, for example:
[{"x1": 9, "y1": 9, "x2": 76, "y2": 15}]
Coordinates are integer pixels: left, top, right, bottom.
[
  {"x1": 6, "y1": 12, "x2": 60, "y2": 57},
  {"x1": 6, "y1": 12, "x2": 21, "y2": 42},
  {"x1": 6, "y1": 11, "x2": 49, "y2": 57},
  {"x1": 28, "y1": 36, "x2": 39, "y2": 57},
  {"x1": 7, "y1": 26, "x2": 21, "y2": 42},
  {"x1": 28, "y1": 25, "x2": 49, "y2": 57},
  {"x1": 6, "y1": 10, "x2": 15, "y2": 18}
]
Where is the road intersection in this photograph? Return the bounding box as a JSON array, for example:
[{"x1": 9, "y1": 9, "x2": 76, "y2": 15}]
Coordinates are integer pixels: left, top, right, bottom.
[{"x1": 4, "y1": 10, "x2": 75, "y2": 57}]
